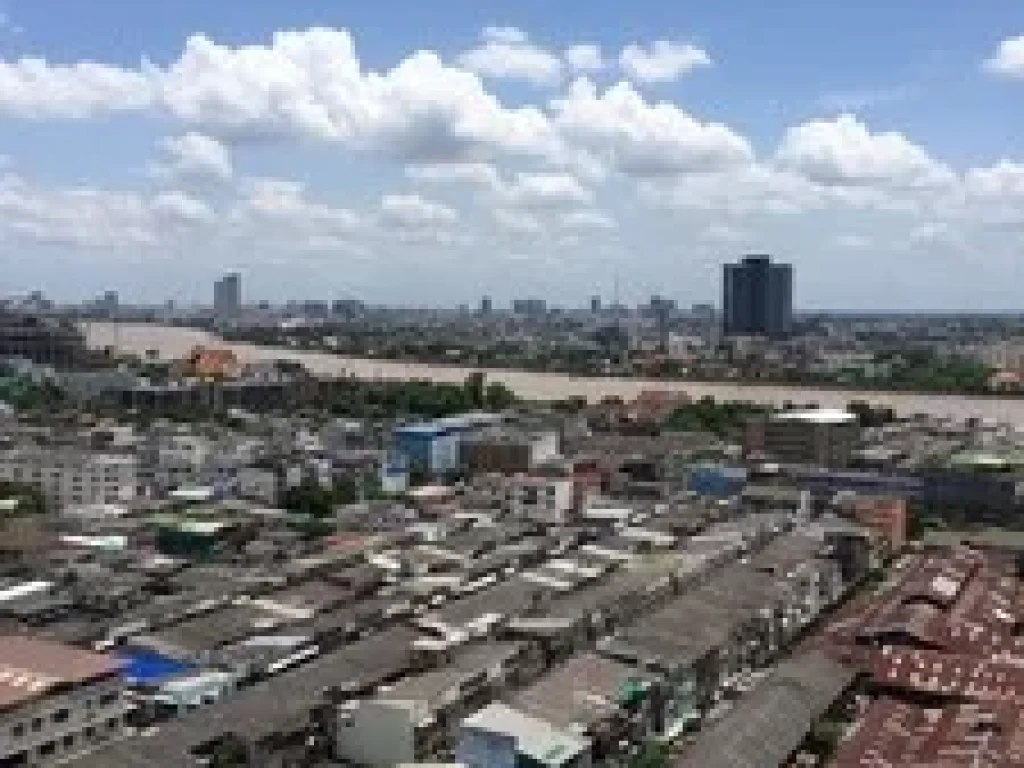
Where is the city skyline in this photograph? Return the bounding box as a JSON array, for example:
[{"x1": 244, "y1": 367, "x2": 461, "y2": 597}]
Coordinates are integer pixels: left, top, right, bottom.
[{"x1": 0, "y1": 1, "x2": 1022, "y2": 308}]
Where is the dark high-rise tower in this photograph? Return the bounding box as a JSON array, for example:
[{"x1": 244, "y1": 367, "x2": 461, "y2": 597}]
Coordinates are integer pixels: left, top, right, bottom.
[
  {"x1": 214, "y1": 273, "x2": 241, "y2": 318},
  {"x1": 722, "y1": 255, "x2": 793, "y2": 338}
]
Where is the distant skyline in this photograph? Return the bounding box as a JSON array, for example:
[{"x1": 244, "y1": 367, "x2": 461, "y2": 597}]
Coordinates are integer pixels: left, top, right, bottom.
[{"x1": 0, "y1": 1, "x2": 1023, "y2": 309}]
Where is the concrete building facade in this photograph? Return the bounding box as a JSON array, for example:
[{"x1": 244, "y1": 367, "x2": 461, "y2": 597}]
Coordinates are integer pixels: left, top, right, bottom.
[
  {"x1": 745, "y1": 409, "x2": 859, "y2": 468},
  {"x1": 461, "y1": 431, "x2": 559, "y2": 476},
  {"x1": 0, "y1": 637, "x2": 132, "y2": 767},
  {"x1": 0, "y1": 449, "x2": 141, "y2": 509}
]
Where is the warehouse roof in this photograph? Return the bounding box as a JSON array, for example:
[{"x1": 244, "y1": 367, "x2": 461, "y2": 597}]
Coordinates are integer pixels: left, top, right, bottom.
[{"x1": 672, "y1": 651, "x2": 856, "y2": 768}]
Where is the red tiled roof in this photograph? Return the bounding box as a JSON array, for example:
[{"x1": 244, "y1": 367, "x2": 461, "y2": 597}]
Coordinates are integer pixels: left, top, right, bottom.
[
  {"x1": 872, "y1": 649, "x2": 1024, "y2": 707},
  {"x1": 830, "y1": 698, "x2": 1024, "y2": 768},
  {"x1": 818, "y1": 547, "x2": 1024, "y2": 766}
]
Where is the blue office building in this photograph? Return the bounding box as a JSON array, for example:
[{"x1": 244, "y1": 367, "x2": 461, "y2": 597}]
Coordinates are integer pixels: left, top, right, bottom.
[{"x1": 393, "y1": 413, "x2": 506, "y2": 476}]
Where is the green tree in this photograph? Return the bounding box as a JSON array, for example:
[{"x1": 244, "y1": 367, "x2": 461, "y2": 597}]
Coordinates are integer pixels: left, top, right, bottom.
[
  {"x1": 280, "y1": 480, "x2": 356, "y2": 518},
  {"x1": 206, "y1": 734, "x2": 249, "y2": 767},
  {"x1": 484, "y1": 381, "x2": 516, "y2": 410},
  {"x1": 630, "y1": 742, "x2": 671, "y2": 768},
  {"x1": 464, "y1": 372, "x2": 486, "y2": 409},
  {"x1": 0, "y1": 482, "x2": 48, "y2": 516}
]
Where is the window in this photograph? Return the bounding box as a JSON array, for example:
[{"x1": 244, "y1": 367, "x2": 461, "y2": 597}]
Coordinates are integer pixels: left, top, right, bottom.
[
  {"x1": 62, "y1": 734, "x2": 75, "y2": 749},
  {"x1": 84, "y1": 726, "x2": 96, "y2": 740},
  {"x1": 31, "y1": 718, "x2": 43, "y2": 732},
  {"x1": 38, "y1": 742, "x2": 56, "y2": 757},
  {"x1": 99, "y1": 692, "x2": 118, "y2": 707},
  {"x1": 11, "y1": 723, "x2": 25, "y2": 738},
  {"x1": 105, "y1": 718, "x2": 119, "y2": 731},
  {"x1": 52, "y1": 709, "x2": 69, "y2": 724}
]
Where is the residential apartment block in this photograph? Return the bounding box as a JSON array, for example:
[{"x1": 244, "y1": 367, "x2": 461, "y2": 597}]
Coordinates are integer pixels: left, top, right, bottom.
[{"x1": 0, "y1": 449, "x2": 141, "y2": 509}]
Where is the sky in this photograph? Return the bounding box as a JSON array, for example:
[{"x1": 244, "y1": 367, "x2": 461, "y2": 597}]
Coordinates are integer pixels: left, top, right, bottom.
[{"x1": 0, "y1": 0, "x2": 1023, "y2": 309}]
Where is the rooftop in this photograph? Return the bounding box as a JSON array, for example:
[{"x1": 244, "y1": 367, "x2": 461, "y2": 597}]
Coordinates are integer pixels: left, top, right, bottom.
[
  {"x1": 463, "y1": 702, "x2": 589, "y2": 768},
  {"x1": 376, "y1": 642, "x2": 523, "y2": 712},
  {"x1": 772, "y1": 408, "x2": 857, "y2": 425},
  {"x1": 672, "y1": 651, "x2": 856, "y2": 768},
  {"x1": 68, "y1": 626, "x2": 420, "y2": 768},
  {"x1": 510, "y1": 652, "x2": 654, "y2": 730},
  {"x1": 0, "y1": 636, "x2": 119, "y2": 710}
]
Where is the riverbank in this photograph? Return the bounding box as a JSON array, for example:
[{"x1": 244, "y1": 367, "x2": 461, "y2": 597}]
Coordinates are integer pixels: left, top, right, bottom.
[{"x1": 83, "y1": 322, "x2": 1024, "y2": 423}]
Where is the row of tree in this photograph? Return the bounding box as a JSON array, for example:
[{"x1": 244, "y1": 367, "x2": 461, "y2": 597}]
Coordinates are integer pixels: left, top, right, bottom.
[{"x1": 321, "y1": 373, "x2": 517, "y2": 420}]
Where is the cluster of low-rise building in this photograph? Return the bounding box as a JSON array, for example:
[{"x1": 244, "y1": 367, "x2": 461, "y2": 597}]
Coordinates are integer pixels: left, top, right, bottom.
[
  {"x1": 3, "y1": 338, "x2": 1024, "y2": 766},
  {"x1": 0, "y1": 391, "x2": 891, "y2": 767}
]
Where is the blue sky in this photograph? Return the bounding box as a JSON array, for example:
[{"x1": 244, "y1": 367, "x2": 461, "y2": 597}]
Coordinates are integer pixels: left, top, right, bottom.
[{"x1": 0, "y1": 0, "x2": 1022, "y2": 308}]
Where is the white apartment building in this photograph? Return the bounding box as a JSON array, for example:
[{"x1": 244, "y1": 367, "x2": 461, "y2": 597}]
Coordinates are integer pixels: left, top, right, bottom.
[
  {"x1": 503, "y1": 476, "x2": 575, "y2": 525},
  {"x1": 141, "y1": 433, "x2": 260, "y2": 493},
  {"x1": 0, "y1": 449, "x2": 141, "y2": 509}
]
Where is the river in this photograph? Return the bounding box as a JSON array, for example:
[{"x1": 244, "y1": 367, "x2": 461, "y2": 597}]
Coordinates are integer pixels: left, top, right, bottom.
[{"x1": 83, "y1": 322, "x2": 1024, "y2": 424}]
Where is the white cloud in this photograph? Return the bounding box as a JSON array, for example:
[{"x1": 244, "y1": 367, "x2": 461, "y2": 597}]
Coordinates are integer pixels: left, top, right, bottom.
[
  {"x1": 619, "y1": 41, "x2": 711, "y2": 84},
  {"x1": 960, "y1": 160, "x2": 1024, "y2": 224},
  {"x1": 480, "y1": 26, "x2": 528, "y2": 45},
  {"x1": 406, "y1": 163, "x2": 592, "y2": 208},
  {"x1": 835, "y1": 233, "x2": 872, "y2": 249},
  {"x1": 405, "y1": 162, "x2": 500, "y2": 187},
  {"x1": 151, "y1": 190, "x2": 215, "y2": 224},
  {"x1": 775, "y1": 113, "x2": 954, "y2": 191},
  {"x1": 233, "y1": 177, "x2": 364, "y2": 239},
  {"x1": 0, "y1": 58, "x2": 152, "y2": 118},
  {"x1": 501, "y1": 172, "x2": 593, "y2": 207},
  {"x1": 0, "y1": 173, "x2": 211, "y2": 249},
  {"x1": 11, "y1": 24, "x2": 1024, "y2": 299},
  {"x1": 457, "y1": 26, "x2": 562, "y2": 86},
  {"x1": 160, "y1": 29, "x2": 559, "y2": 162},
  {"x1": 698, "y1": 222, "x2": 748, "y2": 244},
  {"x1": 380, "y1": 193, "x2": 459, "y2": 227},
  {"x1": 647, "y1": 164, "x2": 823, "y2": 216},
  {"x1": 552, "y1": 79, "x2": 753, "y2": 177},
  {"x1": 493, "y1": 208, "x2": 543, "y2": 234},
  {"x1": 564, "y1": 44, "x2": 604, "y2": 73},
  {"x1": 909, "y1": 221, "x2": 951, "y2": 242},
  {"x1": 560, "y1": 209, "x2": 616, "y2": 230},
  {"x1": 984, "y1": 36, "x2": 1024, "y2": 79},
  {"x1": 154, "y1": 132, "x2": 233, "y2": 181},
  {"x1": 964, "y1": 160, "x2": 1024, "y2": 199}
]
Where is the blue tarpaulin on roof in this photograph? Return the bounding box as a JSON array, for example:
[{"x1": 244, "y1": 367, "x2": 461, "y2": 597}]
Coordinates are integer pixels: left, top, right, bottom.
[{"x1": 118, "y1": 649, "x2": 192, "y2": 685}]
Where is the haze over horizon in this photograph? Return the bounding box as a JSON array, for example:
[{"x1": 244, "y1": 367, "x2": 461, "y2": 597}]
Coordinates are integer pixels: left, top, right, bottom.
[{"x1": 0, "y1": 0, "x2": 1023, "y2": 309}]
